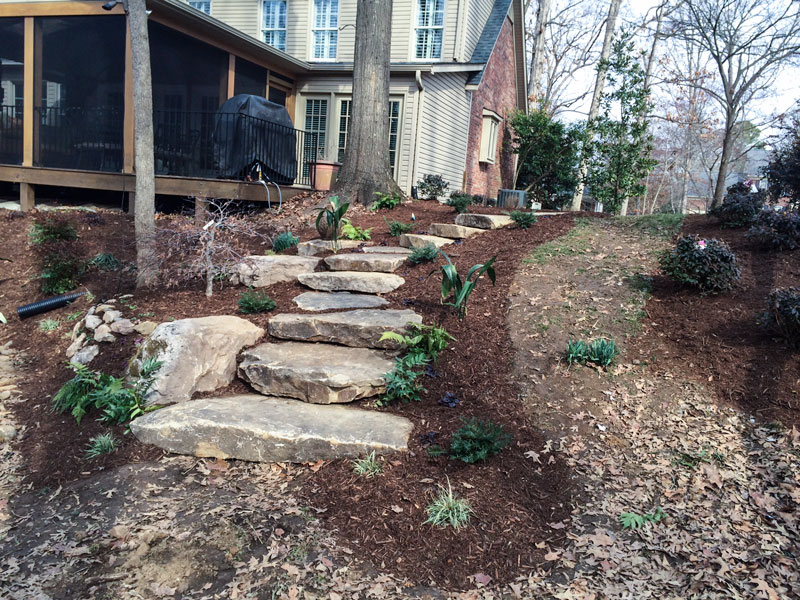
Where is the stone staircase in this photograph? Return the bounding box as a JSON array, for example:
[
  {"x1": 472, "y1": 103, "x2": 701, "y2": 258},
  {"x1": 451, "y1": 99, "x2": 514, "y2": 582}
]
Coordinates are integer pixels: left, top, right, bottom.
[{"x1": 130, "y1": 212, "x2": 520, "y2": 463}]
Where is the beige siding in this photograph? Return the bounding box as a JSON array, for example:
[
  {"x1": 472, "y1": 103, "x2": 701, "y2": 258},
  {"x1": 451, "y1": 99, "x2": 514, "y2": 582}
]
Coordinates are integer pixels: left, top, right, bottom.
[
  {"x1": 390, "y1": 1, "x2": 414, "y2": 62},
  {"x1": 415, "y1": 71, "x2": 470, "y2": 193},
  {"x1": 210, "y1": 0, "x2": 260, "y2": 39},
  {"x1": 462, "y1": 0, "x2": 495, "y2": 59}
]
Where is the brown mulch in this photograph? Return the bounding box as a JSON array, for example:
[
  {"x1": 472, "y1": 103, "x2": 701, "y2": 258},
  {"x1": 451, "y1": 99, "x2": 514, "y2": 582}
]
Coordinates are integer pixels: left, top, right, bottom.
[{"x1": 641, "y1": 215, "x2": 800, "y2": 427}]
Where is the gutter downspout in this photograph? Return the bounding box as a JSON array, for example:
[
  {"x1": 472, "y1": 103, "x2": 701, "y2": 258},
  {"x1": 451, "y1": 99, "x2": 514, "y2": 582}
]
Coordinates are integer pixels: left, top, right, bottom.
[
  {"x1": 454, "y1": 0, "x2": 467, "y2": 62},
  {"x1": 410, "y1": 70, "x2": 425, "y2": 194}
]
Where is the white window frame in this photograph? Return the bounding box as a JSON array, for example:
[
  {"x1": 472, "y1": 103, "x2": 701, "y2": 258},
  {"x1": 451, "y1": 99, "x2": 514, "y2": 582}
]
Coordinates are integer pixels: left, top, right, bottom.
[
  {"x1": 311, "y1": 0, "x2": 339, "y2": 61},
  {"x1": 261, "y1": 0, "x2": 287, "y2": 51},
  {"x1": 479, "y1": 109, "x2": 501, "y2": 164},
  {"x1": 413, "y1": 0, "x2": 445, "y2": 60},
  {"x1": 188, "y1": 1, "x2": 211, "y2": 15}
]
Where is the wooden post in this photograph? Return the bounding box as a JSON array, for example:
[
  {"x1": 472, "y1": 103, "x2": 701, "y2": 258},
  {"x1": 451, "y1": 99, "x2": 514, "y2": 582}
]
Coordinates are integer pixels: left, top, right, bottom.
[
  {"x1": 123, "y1": 15, "x2": 135, "y2": 173},
  {"x1": 227, "y1": 54, "x2": 236, "y2": 99},
  {"x1": 22, "y1": 17, "x2": 34, "y2": 167},
  {"x1": 194, "y1": 196, "x2": 209, "y2": 223},
  {"x1": 20, "y1": 183, "x2": 35, "y2": 212},
  {"x1": 127, "y1": 191, "x2": 135, "y2": 214}
]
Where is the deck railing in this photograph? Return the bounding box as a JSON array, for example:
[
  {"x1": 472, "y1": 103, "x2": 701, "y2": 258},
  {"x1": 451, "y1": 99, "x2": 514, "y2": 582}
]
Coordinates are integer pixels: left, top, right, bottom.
[{"x1": 0, "y1": 105, "x2": 23, "y2": 166}]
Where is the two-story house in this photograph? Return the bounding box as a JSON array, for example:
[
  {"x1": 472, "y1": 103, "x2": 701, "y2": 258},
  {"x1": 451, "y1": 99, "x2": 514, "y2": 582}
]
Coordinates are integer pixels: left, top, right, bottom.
[{"x1": 194, "y1": 0, "x2": 527, "y2": 198}]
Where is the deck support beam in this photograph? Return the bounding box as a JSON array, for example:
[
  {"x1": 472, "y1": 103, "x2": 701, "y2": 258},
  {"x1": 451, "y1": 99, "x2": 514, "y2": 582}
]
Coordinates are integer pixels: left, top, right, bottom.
[{"x1": 19, "y1": 183, "x2": 35, "y2": 212}]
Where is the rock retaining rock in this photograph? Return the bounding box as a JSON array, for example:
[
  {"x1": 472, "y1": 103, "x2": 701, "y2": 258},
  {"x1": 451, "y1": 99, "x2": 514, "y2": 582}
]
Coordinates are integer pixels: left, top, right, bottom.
[
  {"x1": 398, "y1": 233, "x2": 452, "y2": 249},
  {"x1": 455, "y1": 213, "x2": 514, "y2": 229},
  {"x1": 324, "y1": 253, "x2": 408, "y2": 273},
  {"x1": 232, "y1": 255, "x2": 321, "y2": 288},
  {"x1": 297, "y1": 272, "x2": 405, "y2": 294},
  {"x1": 292, "y1": 292, "x2": 389, "y2": 312}
]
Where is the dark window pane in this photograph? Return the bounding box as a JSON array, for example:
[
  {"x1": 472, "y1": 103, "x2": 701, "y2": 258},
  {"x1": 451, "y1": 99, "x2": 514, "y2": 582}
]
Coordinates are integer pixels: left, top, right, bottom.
[
  {"x1": 0, "y1": 17, "x2": 24, "y2": 165},
  {"x1": 268, "y1": 86, "x2": 287, "y2": 106},
  {"x1": 234, "y1": 57, "x2": 267, "y2": 97}
]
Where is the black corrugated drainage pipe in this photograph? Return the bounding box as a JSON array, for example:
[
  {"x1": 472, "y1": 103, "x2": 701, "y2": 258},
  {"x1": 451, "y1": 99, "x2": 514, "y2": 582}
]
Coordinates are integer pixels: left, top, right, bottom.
[{"x1": 16, "y1": 291, "x2": 87, "y2": 320}]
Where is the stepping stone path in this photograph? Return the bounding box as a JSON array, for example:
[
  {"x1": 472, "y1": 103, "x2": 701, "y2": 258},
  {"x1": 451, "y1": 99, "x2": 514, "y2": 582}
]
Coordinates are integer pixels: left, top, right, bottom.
[
  {"x1": 239, "y1": 342, "x2": 392, "y2": 404},
  {"x1": 133, "y1": 210, "x2": 515, "y2": 463},
  {"x1": 293, "y1": 291, "x2": 389, "y2": 312}
]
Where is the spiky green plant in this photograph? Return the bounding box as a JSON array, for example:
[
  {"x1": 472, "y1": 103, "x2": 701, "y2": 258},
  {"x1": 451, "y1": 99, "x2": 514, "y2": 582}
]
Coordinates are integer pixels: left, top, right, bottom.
[
  {"x1": 273, "y1": 231, "x2": 299, "y2": 253},
  {"x1": 352, "y1": 451, "x2": 382, "y2": 477},
  {"x1": 85, "y1": 433, "x2": 119, "y2": 459},
  {"x1": 408, "y1": 243, "x2": 440, "y2": 264},
  {"x1": 587, "y1": 338, "x2": 618, "y2": 366},
  {"x1": 424, "y1": 478, "x2": 472, "y2": 530},
  {"x1": 385, "y1": 219, "x2": 413, "y2": 237},
  {"x1": 566, "y1": 339, "x2": 590, "y2": 364},
  {"x1": 440, "y1": 251, "x2": 496, "y2": 320}
]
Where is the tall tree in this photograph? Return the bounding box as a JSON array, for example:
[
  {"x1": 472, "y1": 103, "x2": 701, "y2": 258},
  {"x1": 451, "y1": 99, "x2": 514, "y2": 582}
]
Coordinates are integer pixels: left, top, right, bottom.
[
  {"x1": 129, "y1": 0, "x2": 156, "y2": 287},
  {"x1": 333, "y1": 0, "x2": 401, "y2": 205},
  {"x1": 569, "y1": 0, "x2": 622, "y2": 211},
  {"x1": 673, "y1": 0, "x2": 800, "y2": 209},
  {"x1": 527, "y1": 0, "x2": 553, "y2": 104}
]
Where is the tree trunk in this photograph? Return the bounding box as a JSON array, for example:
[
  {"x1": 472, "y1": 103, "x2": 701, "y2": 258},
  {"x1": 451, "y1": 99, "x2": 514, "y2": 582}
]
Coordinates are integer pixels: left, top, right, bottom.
[
  {"x1": 569, "y1": 0, "x2": 621, "y2": 212},
  {"x1": 333, "y1": 0, "x2": 401, "y2": 205},
  {"x1": 129, "y1": 0, "x2": 156, "y2": 288},
  {"x1": 527, "y1": 0, "x2": 552, "y2": 104},
  {"x1": 712, "y1": 117, "x2": 735, "y2": 209}
]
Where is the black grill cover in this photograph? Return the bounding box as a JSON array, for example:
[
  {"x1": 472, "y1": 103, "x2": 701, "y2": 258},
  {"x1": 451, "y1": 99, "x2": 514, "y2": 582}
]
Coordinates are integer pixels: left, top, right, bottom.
[{"x1": 213, "y1": 94, "x2": 297, "y2": 184}]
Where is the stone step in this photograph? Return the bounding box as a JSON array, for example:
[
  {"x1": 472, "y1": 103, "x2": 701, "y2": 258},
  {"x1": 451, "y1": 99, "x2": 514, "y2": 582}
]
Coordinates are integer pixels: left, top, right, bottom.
[
  {"x1": 297, "y1": 271, "x2": 404, "y2": 294},
  {"x1": 130, "y1": 395, "x2": 413, "y2": 463},
  {"x1": 398, "y1": 233, "x2": 452, "y2": 249},
  {"x1": 324, "y1": 253, "x2": 408, "y2": 273},
  {"x1": 362, "y1": 246, "x2": 412, "y2": 255},
  {"x1": 293, "y1": 291, "x2": 389, "y2": 312},
  {"x1": 428, "y1": 223, "x2": 485, "y2": 239},
  {"x1": 269, "y1": 309, "x2": 421, "y2": 349},
  {"x1": 297, "y1": 239, "x2": 364, "y2": 257},
  {"x1": 455, "y1": 213, "x2": 514, "y2": 229},
  {"x1": 232, "y1": 255, "x2": 321, "y2": 288},
  {"x1": 239, "y1": 342, "x2": 392, "y2": 404}
]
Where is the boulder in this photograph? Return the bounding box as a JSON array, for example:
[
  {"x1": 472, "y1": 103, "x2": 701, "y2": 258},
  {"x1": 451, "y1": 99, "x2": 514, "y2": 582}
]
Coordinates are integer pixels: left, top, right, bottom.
[
  {"x1": 110, "y1": 318, "x2": 135, "y2": 335},
  {"x1": 0, "y1": 425, "x2": 16, "y2": 442},
  {"x1": 130, "y1": 395, "x2": 413, "y2": 462},
  {"x1": 297, "y1": 239, "x2": 363, "y2": 257},
  {"x1": 93, "y1": 324, "x2": 116, "y2": 343},
  {"x1": 239, "y1": 342, "x2": 392, "y2": 404},
  {"x1": 292, "y1": 292, "x2": 389, "y2": 312},
  {"x1": 398, "y1": 233, "x2": 452, "y2": 249},
  {"x1": 73, "y1": 345, "x2": 99, "y2": 365},
  {"x1": 232, "y1": 255, "x2": 321, "y2": 288},
  {"x1": 268, "y1": 309, "x2": 421, "y2": 349},
  {"x1": 455, "y1": 213, "x2": 514, "y2": 229},
  {"x1": 66, "y1": 333, "x2": 86, "y2": 358},
  {"x1": 134, "y1": 321, "x2": 158, "y2": 337},
  {"x1": 103, "y1": 310, "x2": 123, "y2": 323},
  {"x1": 129, "y1": 316, "x2": 264, "y2": 405},
  {"x1": 324, "y1": 253, "x2": 408, "y2": 273},
  {"x1": 362, "y1": 246, "x2": 412, "y2": 255},
  {"x1": 84, "y1": 315, "x2": 102, "y2": 330},
  {"x1": 297, "y1": 271, "x2": 404, "y2": 294},
  {"x1": 428, "y1": 223, "x2": 485, "y2": 239}
]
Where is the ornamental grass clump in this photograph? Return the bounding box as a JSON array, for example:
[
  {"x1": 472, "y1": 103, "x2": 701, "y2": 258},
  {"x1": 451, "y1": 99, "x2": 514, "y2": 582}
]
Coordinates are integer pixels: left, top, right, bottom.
[
  {"x1": 708, "y1": 182, "x2": 766, "y2": 228},
  {"x1": 747, "y1": 210, "x2": 800, "y2": 251},
  {"x1": 424, "y1": 478, "x2": 472, "y2": 530},
  {"x1": 448, "y1": 417, "x2": 512, "y2": 464},
  {"x1": 86, "y1": 433, "x2": 119, "y2": 459},
  {"x1": 566, "y1": 338, "x2": 618, "y2": 367},
  {"x1": 659, "y1": 235, "x2": 740, "y2": 294},
  {"x1": 352, "y1": 451, "x2": 382, "y2": 478},
  {"x1": 767, "y1": 287, "x2": 800, "y2": 347}
]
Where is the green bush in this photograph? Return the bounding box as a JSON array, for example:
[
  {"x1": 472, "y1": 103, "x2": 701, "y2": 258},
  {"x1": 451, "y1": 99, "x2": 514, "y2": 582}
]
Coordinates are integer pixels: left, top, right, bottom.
[
  {"x1": 417, "y1": 174, "x2": 449, "y2": 200},
  {"x1": 238, "y1": 289, "x2": 277, "y2": 314},
  {"x1": 708, "y1": 182, "x2": 766, "y2": 228},
  {"x1": 566, "y1": 338, "x2": 618, "y2": 367},
  {"x1": 510, "y1": 210, "x2": 537, "y2": 229},
  {"x1": 273, "y1": 231, "x2": 299, "y2": 253},
  {"x1": 371, "y1": 192, "x2": 402, "y2": 211},
  {"x1": 768, "y1": 287, "x2": 800, "y2": 346},
  {"x1": 408, "y1": 243, "x2": 439, "y2": 264},
  {"x1": 386, "y1": 219, "x2": 413, "y2": 237},
  {"x1": 341, "y1": 220, "x2": 373, "y2": 241},
  {"x1": 448, "y1": 417, "x2": 512, "y2": 464},
  {"x1": 379, "y1": 322, "x2": 455, "y2": 363},
  {"x1": 40, "y1": 252, "x2": 85, "y2": 294},
  {"x1": 659, "y1": 235, "x2": 740, "y2": 294},
  {"x1": 381, "y1": 353, "x2": 428, "y2": 405},
  {"x1": 29, "y1": 217, "x2": 77, "y2": 245},
  {"x1": 88, "y1": 253, "x2": 122, "y2": 272},
  {"x1": 747, "y1": 209, "x2": 800, "y2": 250},
  {"x1": 446, "y1": 192, "x2": 472, "y2": 214},
  {"x1": 566, "y1": 339, "x2": 590, "y2": 364}
]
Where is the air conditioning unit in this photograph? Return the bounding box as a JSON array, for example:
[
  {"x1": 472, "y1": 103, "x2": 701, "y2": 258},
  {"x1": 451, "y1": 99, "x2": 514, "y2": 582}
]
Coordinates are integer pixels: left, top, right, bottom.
[{"x1": 497, "y1": 189, "x2": 527, "y2": 209}]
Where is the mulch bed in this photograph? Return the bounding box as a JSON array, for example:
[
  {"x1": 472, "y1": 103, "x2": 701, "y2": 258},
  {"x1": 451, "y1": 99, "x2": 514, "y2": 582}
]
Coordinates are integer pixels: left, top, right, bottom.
[{"x1": 641, "y1": 214, "x2": 800, "y2": 426}]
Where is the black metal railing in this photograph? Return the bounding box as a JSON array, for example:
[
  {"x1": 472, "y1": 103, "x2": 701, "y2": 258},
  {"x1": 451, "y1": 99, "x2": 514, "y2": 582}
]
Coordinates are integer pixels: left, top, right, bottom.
[
  {"x1": 153, "y1": 110, "x2": 319, "y2": 187},
  {"x1": 36, "y1": 106, "x2": 124, "y2": 172},
  {"x1": 0, "y1": 105, "x2": 24, "y2": 165}
]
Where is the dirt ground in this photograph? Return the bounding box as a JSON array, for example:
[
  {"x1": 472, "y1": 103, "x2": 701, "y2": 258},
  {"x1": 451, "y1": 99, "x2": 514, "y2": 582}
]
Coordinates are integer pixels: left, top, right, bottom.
[{"x1": 1, "y1": 209, "x2": 798, "y2": 599}]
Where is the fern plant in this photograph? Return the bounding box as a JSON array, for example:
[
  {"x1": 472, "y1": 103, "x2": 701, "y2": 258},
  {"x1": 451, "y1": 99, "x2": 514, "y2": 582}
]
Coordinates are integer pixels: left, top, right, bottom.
[
  {"x1": 273, "y1": 231, "x2": 299, "y2": 253},
  {"x1": 371, "y1": 192, "x2": 402, "y2": 211},
  {"x1": 619, "y1": 507, "x2": 665, "y2": 530},
  {"x1": 440, "y1": 251, "x2": 497, "y2": 320},
  {"x1": 379, "y1": 322, "x2": 455, "y2": 363},
  {"x1": 448, "y1": 417, "x2": 512, "y2": 464},
  {"x1": 341, "y1": 220, "x2": 373, "y2": 241},
  {"x1": 380, "y1": 353, "x2": 429, "y2": 405},
  {"x1": 315, "y1": 195, "x2": 349, "y2": 251}
]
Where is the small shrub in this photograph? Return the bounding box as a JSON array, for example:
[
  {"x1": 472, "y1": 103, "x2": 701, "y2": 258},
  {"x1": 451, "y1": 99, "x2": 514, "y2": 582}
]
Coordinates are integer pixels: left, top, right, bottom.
[
  {"x1": 408, "y1": 243, "x2": 440, "y2": 264},
  {"x1": 40, "y1": 252, "x2": 85, "y2": 294},
  {"x1": 29, "y1": 217, "x2": 77, "y2": 245},
  {"x1": 747, "y1": 209, "x2": 800, "y2": 251},
  {"x1": 566, "y1": 339, "x2": 589, "y2": 364},
  {"x1": 424, "y1": 479, "x2": 472, "y2": 530},
  {"x1": 440, "y1": 251, "x2": 496, "y2": 320},
  {"x1": 238, "y1": 289, "x2": 277, "y2": 314},
  {"x1": 88, "y1": 252, "x2": 122, "y2": 272},
  {"x1": 447, "y1": 192, "x2": 472, "y2": 214},
  {"x1": 341, "y1": 219, "x2": 373, "y2": 241},
  {"x1": 386, "y1": 219, "x2": 413, "y2": 237},
  {"x1": 371, "y1": 192, "x2": 402, "y2": 211},
  {"x1": 659, "y1": 235, "x2": 740, "y2": 294},
  {"x1": 352, "y1": 451, "x2": 382, "y2": 477},
  {"x1": 38, "y1": 318, "x2": 60, "y2": 332},
  {"x1": 381, "y1": 353, "x2": 429, "y2": 405},
  {"x1": 567, "y1": 338, "x2": 619, "y2": 367},
  {"x1": 86, "y1": 433, "x2": 119, "y2": 459},
  {"x1": 417, "y1": 174, "x2": 449, "y2": 200},
  {"x1": 273, "y1": 231, "x2": 299, "y2": 253},
  {"x1": 708, "y1": 182, "x2": 766, "y2": 228},
  {"x1": 379, "y1": 322, "x2": 455, "y2": 363},
  {"x1": 510, "y1": 210, "x2": 537, "y2": 229},
  {"x1": 448, "y1": 417, "x2": 512, "y2": 464},
  {"x1": 767, "y1": 287, "x2": 800, "y2": 346}
]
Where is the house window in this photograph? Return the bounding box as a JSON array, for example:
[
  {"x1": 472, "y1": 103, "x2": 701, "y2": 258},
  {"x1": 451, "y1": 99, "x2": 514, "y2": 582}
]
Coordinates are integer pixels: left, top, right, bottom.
[
  {"x1": 262, "y1": 0, "x2": 286, "y2": 51},
  {"x1": 415, "y1": 0, "x2": 445, "y2": 60},
  {"x1": 312, "y1": 0, "x2": 338, "y2": 60},
  {"x1": 188, "y1": 1, "x2": 211, "y2": 14},
  {"x1": 337, "y1": 99, "x2": 401, "y2": 176},
  {"x1": 479, "y1": 110, "x2": 501, "y2": 164},
  {"x1": 304, "y1": 98, "x2": 328, "y2": 177}
]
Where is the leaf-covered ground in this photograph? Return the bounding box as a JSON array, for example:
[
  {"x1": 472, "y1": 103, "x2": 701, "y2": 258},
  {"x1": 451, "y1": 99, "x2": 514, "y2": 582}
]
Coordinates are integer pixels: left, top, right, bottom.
[{"x1": 1, "y1": 216, "x2": 798, "y2": 599}]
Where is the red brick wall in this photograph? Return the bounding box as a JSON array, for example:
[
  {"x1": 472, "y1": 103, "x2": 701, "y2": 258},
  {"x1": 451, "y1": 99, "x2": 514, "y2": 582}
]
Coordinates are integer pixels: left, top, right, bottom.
[{"x1": 464, "y1": 18, "x2": 518, "y2": 199}]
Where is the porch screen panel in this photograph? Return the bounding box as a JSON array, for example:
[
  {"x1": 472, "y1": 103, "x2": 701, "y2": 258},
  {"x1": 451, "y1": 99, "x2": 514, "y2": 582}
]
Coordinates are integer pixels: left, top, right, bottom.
[
  {"x1": 0, "y1": 18, "x2": 24, "y2": 166},
  {"x1": 234, "y1": 58, "x2": 268, "y2": 98},
  {"x1": 39, "y1": 16, "x2": 125, "y2": 171}
]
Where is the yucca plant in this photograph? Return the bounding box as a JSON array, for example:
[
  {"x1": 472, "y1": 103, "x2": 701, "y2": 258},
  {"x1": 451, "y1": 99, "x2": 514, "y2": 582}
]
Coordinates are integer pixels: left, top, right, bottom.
[
  {"x1": 85, "y1": 433, "x2": 119, "y2": 459},
  {"x1": 440, "y1": 251, "x2": 497, "y2": 320},
  {"x1": 315, "y1": 195, "x2": 349, "y2": 251},
  {"x1": 424, "y1": 478, "x2": 473, "y2": 530}
]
